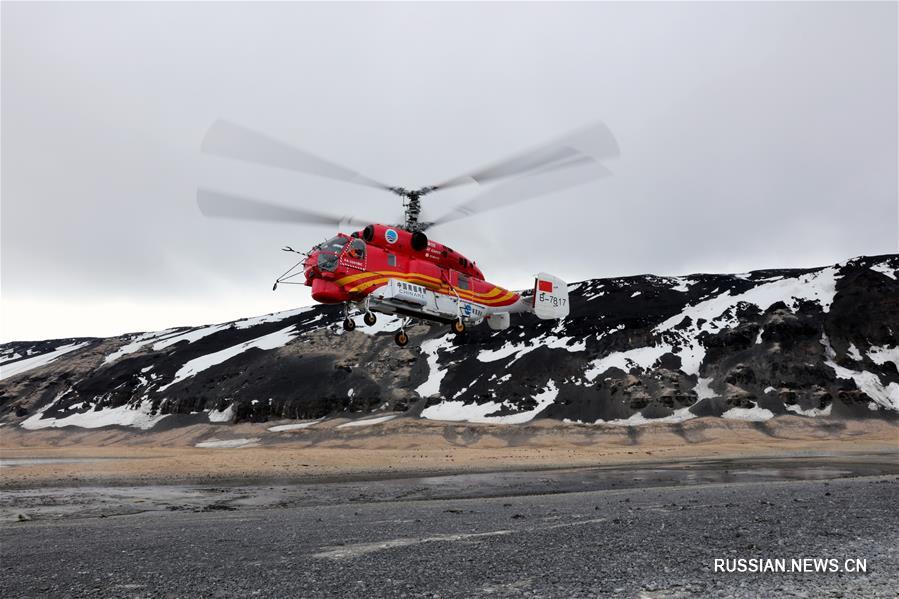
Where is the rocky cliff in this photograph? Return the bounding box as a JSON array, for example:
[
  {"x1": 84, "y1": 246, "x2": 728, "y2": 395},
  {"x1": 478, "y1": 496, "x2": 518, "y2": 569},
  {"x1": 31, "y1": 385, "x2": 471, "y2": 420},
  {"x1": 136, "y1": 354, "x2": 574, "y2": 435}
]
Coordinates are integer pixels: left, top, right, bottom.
[{"x1": 2, "y1": 255, "x2": 897, "y2": 430}]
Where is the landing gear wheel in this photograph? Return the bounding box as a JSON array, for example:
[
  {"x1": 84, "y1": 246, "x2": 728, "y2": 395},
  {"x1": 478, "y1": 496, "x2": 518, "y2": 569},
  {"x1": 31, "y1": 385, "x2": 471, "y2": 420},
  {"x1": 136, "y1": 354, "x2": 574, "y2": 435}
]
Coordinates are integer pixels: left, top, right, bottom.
[
  {"x1": 363, "y1": 312, "x2": 377, "y2": 326},
  {"x1": 342, "y1": 318, "x2": 356, "y2": 332},
  {"x1": 394, "y1": 331, "x2": 409, "y2": 347},
  {"x1": 452, "y1": 320, "x2": 466, "y2": 335}
]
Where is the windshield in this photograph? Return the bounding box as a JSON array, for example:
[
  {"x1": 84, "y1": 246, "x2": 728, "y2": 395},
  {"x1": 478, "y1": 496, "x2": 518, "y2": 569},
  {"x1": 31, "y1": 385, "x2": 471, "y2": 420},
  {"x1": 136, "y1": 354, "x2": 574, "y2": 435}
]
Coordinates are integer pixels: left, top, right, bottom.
[
  {"x1": 319, "y1": 236, "x2": 348, "y2": 253},
  {"x1": 316, "y1": 236, "x2": 348, "y2": 272}
]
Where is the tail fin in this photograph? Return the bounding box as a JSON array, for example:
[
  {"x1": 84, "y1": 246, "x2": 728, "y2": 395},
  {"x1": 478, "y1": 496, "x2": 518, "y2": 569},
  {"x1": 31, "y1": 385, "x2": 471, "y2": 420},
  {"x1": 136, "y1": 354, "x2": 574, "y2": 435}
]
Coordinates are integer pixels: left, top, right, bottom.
[{"x1": 531, "y1": 272, "x2": 569, "y2": 319}]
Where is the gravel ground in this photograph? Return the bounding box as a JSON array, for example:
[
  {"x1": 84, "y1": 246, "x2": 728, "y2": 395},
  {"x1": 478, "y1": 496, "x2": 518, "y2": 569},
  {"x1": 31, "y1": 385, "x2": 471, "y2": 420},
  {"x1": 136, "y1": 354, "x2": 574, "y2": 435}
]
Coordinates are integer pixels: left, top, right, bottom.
[{"x1": 1, "y1": 459, "x2": 897, "y2": 598}]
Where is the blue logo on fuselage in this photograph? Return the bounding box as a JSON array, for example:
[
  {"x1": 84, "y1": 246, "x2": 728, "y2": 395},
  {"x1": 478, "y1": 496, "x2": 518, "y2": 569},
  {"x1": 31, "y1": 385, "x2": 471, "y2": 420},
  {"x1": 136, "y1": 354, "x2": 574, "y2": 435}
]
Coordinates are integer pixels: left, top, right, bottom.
[{"x1": 385, "y1": 228, "x2": 398, "y2": 244}]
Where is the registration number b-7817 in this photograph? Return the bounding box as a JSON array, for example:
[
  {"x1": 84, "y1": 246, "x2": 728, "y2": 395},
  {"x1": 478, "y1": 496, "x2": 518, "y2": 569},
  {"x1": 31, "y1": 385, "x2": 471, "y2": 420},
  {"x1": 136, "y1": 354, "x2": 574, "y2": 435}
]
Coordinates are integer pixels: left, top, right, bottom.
[{"x1": 537, "y1": 292, "x2": 566, "y2": 308}]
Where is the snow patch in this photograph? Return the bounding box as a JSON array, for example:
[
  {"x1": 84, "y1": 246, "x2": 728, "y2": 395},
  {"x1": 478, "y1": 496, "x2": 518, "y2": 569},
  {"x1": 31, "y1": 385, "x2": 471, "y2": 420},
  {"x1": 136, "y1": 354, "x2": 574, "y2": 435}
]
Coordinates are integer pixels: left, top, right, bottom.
[
  {"x1": 822, "y1": 335, "x2": 899, "y2": 411},
  {"x1": 421, "y1": 380, "x2": 558, "y2": 424},
  {"x1": 104, "y1": 330, "x2": 180, "y2": 363},
  {"x1": 477, "y1": 341, "x2": 533, "y2": 363},
  {"x1": 152, "y1": 324, "x2": 230, "y2": 351},
  {"x1": 415, "y1": 335, "x2": 456, "y2": 397},
  {"x1": 233, "y1": 307, "x2": 312, "y2": 329},
  {"x1": 0, "y1": 351, "x2": 22, "y2": 364},
  {"x1": 1, "y1": 342, "x2": 90, "y2": 381},
  {"x1": 544, "y1": 336, "x2": 586, "y2": 352},
  {"x1": 584, "y1": 344, "x2": 672, "y2": 382},
  {"x1": 868, "y1": 345, "x2": 899, "y2": 371},
  {"x1": 670, "y1": 278, "x2": 691, "y2": 293},
  {"x1": 21, "y1": 400, "x2": 168, "y2": 430},
  {"x1": 208, "y1": 405, "x2": 235, "y2": 423},
  {"x1": 268, "y1": 419, "x2": 324, "y2": 432},
  {"x1": 476, "y1": 334, "x2": 583, "y2": 366},
  {"x1": 786, "y1": 403, "x2": 832, "y2": 417},
  {"x1": 158, "y1": 325, "x2": 298, "y2": 391},
  {"x1": 103, "y1": 308, "x2": 310, "y2": 363},
  {"x1": 452, "y1": 376, "x2": 481, "y2": 400},
  {"x1": 598, "y1": 406, "x2": 696, "y2": 426},
  {"x1": 694, "y1": 377, "x2": 718, "y2": 399},
  {"x1": 655, "y1": 267, "x2": 840, "y2": 375},
  {"x1": 847, "y1": 343, "x2": 863, "y2": 361},
  {"x1": 356, "y1": 314, "x2": 404, "y2": 336},
  {"x1": 869, "y1": 262, "x2": 897, "y2": 280},
  {"x1": 336, "y1": 415, "x2": 397, "y2": 428},
  {"x1": 195, "y1": 438, "x2": 260, "y2": 448},
  {"x1": 721, "y1": 404, "x2": 775, "y2": 421}
]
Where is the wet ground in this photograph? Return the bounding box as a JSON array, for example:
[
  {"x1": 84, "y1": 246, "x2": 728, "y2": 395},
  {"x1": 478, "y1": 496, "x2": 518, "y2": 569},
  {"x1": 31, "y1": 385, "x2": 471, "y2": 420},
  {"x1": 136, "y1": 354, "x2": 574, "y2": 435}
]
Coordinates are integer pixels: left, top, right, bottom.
[
  {"x1": 0, "y1": 457, "x2": 144, "y2": 468},
  {"x1": 2, "y1": 454, "x2": 897, "y2": 522},
  {"x1": 2, "y1": 454, "x2": 898, "y2": 597}
]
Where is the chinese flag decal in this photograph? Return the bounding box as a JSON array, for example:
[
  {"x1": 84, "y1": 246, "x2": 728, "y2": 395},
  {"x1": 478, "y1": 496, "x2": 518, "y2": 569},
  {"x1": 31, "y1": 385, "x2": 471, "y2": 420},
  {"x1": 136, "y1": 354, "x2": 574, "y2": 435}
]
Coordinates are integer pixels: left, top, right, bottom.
[{"x1": 538, "y1": 280, "x2": 553, "y2": 293}]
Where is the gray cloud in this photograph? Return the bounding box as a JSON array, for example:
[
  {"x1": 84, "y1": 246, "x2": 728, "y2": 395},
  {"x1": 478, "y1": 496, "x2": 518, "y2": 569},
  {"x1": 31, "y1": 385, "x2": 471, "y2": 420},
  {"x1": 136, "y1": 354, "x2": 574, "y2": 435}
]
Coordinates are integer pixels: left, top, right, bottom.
[{"x1": 2, "y1": 2, "x2": 896, "y2": 341}]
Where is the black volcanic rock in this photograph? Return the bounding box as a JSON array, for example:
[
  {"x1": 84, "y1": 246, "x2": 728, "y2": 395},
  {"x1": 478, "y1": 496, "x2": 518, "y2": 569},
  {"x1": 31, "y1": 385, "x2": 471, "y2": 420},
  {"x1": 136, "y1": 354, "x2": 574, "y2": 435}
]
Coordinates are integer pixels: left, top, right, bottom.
[{"x1": 1, "y1": 255, "x2": 897, "y2": 428}]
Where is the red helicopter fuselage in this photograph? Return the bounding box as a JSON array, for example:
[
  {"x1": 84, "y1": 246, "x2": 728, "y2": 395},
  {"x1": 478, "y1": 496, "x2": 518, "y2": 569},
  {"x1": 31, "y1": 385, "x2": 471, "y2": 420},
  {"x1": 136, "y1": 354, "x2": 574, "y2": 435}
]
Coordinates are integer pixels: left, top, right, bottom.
[
  {"x1": 198, "y1": 118, "x2": 598, "y2": 340},
  {"x1": 303, "y1": 224, "x2": 521, "y2": 311}
]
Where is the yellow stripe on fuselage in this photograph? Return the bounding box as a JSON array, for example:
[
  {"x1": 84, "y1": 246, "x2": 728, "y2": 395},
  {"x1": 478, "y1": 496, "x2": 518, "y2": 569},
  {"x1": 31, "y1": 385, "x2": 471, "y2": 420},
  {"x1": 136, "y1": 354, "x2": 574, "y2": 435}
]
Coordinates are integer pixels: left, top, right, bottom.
[
  {"x1": 340, "y1": 270, "x2": 510, "y2": 299},
  {"x1": 334, "y1": 271, "x2": 380, "y2": 286},
  {"x1": 335, "y1": 270, "x2": 443, "y2": 286},
  {"x1": 348, "y1": 277, "x2": 390, "y2": 293}
]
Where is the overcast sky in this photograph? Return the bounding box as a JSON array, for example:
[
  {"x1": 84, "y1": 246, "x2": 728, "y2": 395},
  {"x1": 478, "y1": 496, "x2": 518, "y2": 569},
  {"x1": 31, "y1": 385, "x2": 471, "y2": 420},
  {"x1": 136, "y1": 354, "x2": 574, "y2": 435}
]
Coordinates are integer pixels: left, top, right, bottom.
[{"x1": 2, "y1": 2, "x2": 897, "y2": 342}]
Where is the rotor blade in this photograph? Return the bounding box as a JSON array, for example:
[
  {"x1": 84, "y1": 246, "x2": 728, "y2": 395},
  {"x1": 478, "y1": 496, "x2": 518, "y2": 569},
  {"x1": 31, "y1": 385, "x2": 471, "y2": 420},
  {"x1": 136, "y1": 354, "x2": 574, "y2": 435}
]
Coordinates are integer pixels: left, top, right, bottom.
[
  {"x1": 425, "y1": 159, "x2": 611, "y2": 230},
  {"x1": 525, "y1": 154, "x2": 596, "y2": 176},
  {"x1": 434, "y1": 122, "x2": 619, "y2": 190},
  {"x1": 197, "y1": 188, "x2": 371, "y2": 227},
  {"x1": 202, "y1": 120, "x2": 391, "y2": 190}
]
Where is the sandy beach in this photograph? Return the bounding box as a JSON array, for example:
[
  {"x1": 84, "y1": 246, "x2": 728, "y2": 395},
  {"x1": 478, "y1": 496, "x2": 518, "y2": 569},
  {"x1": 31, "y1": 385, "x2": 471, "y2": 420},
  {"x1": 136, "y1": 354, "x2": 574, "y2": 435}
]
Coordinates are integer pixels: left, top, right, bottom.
[{"x1": 2, "y1": 415, "x2": 896, "y2": 488}]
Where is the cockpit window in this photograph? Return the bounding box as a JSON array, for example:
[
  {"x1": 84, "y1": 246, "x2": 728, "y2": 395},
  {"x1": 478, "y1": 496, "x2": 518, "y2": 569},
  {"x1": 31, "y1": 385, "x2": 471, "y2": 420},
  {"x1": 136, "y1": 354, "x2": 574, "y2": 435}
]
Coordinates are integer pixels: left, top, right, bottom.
[
  {"x1": 347, "y1": 239, "x2": 366, "y2": 260},
  {"x1": 457, "y1": 274, "x2": 470, "y2": 290},
  {"x1": 320, "y1": 236, "x2": 348, "y2": 254},
  {"x1": 316, "y1": 236, "x2": 347, "y2": 272}
]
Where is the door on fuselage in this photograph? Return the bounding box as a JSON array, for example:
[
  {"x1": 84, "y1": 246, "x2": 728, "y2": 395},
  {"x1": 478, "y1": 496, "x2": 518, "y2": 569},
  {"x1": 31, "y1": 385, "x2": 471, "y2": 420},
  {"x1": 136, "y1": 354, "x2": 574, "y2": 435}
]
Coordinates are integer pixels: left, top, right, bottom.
[
  {"x1": 340, "y1": 238, "x2": 367, "y2": 272},
  {"x1": 443, "y1": 270, "x2": 478, "y2": 319}
]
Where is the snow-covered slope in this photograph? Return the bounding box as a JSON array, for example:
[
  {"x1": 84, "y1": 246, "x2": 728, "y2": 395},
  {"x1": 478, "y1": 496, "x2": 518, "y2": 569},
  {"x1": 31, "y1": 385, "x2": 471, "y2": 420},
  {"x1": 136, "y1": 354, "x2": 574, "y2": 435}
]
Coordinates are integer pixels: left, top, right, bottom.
[{"x1": 1, "y1": 255, "x2": 897, "y2": 430}]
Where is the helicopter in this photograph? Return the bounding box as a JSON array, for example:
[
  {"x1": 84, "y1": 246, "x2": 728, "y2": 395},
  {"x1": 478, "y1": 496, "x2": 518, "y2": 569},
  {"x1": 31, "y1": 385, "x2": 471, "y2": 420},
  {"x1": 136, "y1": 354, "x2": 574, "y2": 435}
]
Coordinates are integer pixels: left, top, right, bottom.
[{"x1": 197, "y1": 120, "x2": 618, "y2": 346}]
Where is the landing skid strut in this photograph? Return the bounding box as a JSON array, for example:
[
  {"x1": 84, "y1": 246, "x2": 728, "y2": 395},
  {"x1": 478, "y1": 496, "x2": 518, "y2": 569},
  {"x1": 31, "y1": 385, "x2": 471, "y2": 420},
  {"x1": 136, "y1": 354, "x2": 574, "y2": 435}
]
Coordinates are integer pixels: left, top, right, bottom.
[{"x1": 394, "y1": 317, "x2": 412, "y2": 347}]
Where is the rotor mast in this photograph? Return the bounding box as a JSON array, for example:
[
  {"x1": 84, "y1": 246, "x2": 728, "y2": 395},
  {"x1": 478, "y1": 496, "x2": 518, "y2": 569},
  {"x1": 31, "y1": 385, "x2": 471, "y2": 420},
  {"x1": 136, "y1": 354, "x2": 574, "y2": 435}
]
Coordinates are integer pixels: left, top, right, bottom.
[{"x1": 389, "y1": 186, "x2": 438, "y2": 232}]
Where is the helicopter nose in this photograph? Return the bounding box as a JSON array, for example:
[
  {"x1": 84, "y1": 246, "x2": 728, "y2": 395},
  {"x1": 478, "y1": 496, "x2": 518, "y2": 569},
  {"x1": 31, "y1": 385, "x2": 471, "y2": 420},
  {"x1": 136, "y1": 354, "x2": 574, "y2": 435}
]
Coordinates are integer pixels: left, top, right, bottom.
[
  {"x1": 311, "y1": 278, "x2": 346, "y2": 303},
  {"x1": 303, "y1": 253, "x2": 318, "y2": 284}
]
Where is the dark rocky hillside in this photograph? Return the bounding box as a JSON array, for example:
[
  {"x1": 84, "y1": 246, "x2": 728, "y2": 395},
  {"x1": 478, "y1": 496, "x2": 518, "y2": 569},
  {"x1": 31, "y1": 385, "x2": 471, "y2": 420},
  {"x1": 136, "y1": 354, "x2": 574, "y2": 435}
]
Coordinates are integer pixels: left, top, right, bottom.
[{"x1": 2, "y1": 255, "x2": 897, "y2": 430}]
